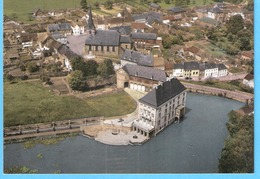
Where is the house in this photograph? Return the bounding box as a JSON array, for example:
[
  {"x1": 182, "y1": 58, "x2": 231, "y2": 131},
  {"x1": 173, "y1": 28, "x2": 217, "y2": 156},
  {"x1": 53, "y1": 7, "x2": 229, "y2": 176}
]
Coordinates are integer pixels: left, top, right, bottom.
[
  {"x1": 120, "y1": 49, "x2": 153, "y2": 67},
  {"x1": 51, "y1": 32, "x2": 67, "y2": 44},
  {"x1": 184, "y1": 46, "x2": 202, "y2": 61},
  {"x1": 132, "y1": 78, "x2": 187, "y2": 137},
  {"x1": 172, "y1": 62, "x2": 200, "y2": 78},
  {"x1": 202, "y1": 63, "x2": 218, "y2": 78},
  {"x1": 149, "y1": 3, "x2": 161, "y2": 11},
  {"x1": 183, "y1": 62, "x2": 200, "y2": 78},
  {"x1": 116, "y1": 64, "x2": 167, "y2": 92},
  {"x1": 217, "y1": 64, "x2": 228, "y2": 77},
  {"x1": 131, "y1": 22, "x2": 147, "y2": 33},
  {"x1": 243, "y1": 74, "x2": 254, "y2": 88},
  {"x1": 109, "y1": 25, "x2": 132, "y2": 35},
  {"x1": 47, "y1": 23, "x2": 72, "y2": 36},
  {"x1": 236, "y1": 105, "x2": 254, "y2": 116},
  {"x1": 241, "y1": 51, "x2": 253, "y2": 61},
  {"x1": 70, "y1": 21, "x2": 85, "y2": 35},
  {"x1": 207, "y1": 7, "x2": 223, "y2": 20},
  {"x1": 168, "y1": 7, "x2": 186, "y2": 15},
  {"x1": 130, "y1": 32, "x2": 161, "y2": 50}
]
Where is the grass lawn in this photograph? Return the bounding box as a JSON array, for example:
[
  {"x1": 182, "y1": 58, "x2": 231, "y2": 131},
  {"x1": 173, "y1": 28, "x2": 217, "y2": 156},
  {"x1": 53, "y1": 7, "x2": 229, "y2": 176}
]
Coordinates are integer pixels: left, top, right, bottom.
[
  {"x1": 4, "y1": 0, "x2": 108, "y2": 23},
  {"x1": 4, "y1": 81, "x2": 136, "y2": 127}
]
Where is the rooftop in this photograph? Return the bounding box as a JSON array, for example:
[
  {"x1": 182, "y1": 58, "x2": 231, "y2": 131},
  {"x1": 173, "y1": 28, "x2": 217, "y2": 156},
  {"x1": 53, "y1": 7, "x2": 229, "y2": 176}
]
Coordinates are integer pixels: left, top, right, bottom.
[
  {"x1": 139, "y1": 78, "x2": 186, "y2": 108},
  {"x1": 122, "y1": 64, "x2": 167, "y2": 82}
]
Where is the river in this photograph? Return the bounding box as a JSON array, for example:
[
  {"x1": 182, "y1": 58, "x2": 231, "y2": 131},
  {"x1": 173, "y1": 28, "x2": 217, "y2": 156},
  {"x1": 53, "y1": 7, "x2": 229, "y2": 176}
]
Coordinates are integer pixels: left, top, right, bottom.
[{"x1": 4, "y1": 93, "x2": 244, "y2": 173}]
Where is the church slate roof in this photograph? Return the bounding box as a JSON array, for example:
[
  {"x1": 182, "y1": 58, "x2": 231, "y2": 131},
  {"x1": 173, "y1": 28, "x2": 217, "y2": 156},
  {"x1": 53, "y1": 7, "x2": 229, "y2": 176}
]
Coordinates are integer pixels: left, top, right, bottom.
[
  {"x1": 85, "y1": 30, "x2": 120, "y2": 46},
  {"x1": 122, "y1": 64, "x2": 166, "y2": 82},
  {"x1": 139, "y1": 78, "x2": 186, "y2": 108}
]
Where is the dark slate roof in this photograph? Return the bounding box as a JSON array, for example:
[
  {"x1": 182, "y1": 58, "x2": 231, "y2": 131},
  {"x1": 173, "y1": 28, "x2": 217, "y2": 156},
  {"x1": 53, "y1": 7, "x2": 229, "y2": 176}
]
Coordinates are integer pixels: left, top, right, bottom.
[
  {"x1": 184, "y1": 62, "x2": 199, "y2": 70},
  {"x1": 132, "y1": 12, "x2": 162, "y2": 22},
  {"x1": 51, "y1": 32, "x2": 66, "y2": 40},
  {"x1": 150, "y1": 3, "x2": 160, "y2": 8},
  {"x1": 217, "y1": 64, "x2": 227, "y2": 70},
  {"x1": 244, "y1": 74, "x2": 254, "y2": 81},
  {"x1": 122, "y1": 64, "x2": 166, "y2": 82},
  {"x1": 48, "y1": 23, "x2": 71, "y2": 31},
  {"x1": 109, "y1": 25, "x2": 132, "y2": 35},
  {"x1": 121, "y1": 50, "x2": 153, "y2": 67},
  {"x1": 85, "y1": 30, "x2": 120, "y2": 46},
  {"x1": 139, "y1": 78, "x2": 186, "y2": 107},
  {"x1": 130, "y1": 32, "x2": 157, "y2": 40},
  {"x1": 168, "y1": 7, "x2": 186, "y2": 13},
  {"x1": 209, "y1": 7, "x2": 223, "y2": 13},
  {"x1": 59, "y1": 23, "x2": 72, "y2": 30},
  {"x1": 48, "y1": 24, "x2": 59, "y2": 31},
  {"x1": 204, "y1": 63, "x2": 217, "y2": 69},
  {"x1": 57, "y1": 45, "x2": 80, "y2": 59},
  {"x1": 173, "y1": 63, "x2": 184, "y2": 69},
  {"x1": 120, "y1": 35, "x2": 132, "y2": 43}
]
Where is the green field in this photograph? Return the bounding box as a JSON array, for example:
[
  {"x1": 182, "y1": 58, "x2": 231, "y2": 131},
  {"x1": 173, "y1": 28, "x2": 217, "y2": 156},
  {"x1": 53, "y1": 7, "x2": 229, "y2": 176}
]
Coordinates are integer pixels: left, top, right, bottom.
[
  {"x1": 4, "y1": 0, "x2": 107, "y2": 22},
  {"x1": 4, "y1": 81, "x2": 136, "y2": 127}
]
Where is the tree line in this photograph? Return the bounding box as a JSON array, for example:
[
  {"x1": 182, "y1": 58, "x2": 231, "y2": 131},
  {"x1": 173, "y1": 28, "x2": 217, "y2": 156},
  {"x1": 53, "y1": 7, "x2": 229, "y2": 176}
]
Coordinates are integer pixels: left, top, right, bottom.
[
  {"x1": 218, "y1": 110, "x2": 254, "y2": 173},
  {"x1": 206, "y1": 14, "x2": 253, "y2": 55}
]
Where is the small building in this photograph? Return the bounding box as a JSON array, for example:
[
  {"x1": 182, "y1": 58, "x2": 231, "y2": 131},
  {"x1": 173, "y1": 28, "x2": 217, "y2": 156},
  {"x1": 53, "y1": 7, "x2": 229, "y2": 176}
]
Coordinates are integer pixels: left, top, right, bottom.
[
  {"x1": 132, "y1": 78, "x2": 187, "y2": 137},
  {"x1": 241, "y1": 51, "x2": 253, "y2": 61},
  {"x1": 130, "y1": 32, "x2": 161, "y2": 49},
  {"x1": 48, "y1": 23, "x2": 72, "y2": 36},
  {"x1": 149, "y1": 3, "x2": 161, "y2": 11},
  {"x1": 236, "y1": 105, "x2": 254, "y2": 116},
  {"x1": 243, "y1": 74, "x2": 254, "y2": 88},
  {"x1": 168, "y1": 7, "x2": 186, "y2": 15},
  {"x1": 116, "y1": 64, "x2": 167, "y2": 92}
]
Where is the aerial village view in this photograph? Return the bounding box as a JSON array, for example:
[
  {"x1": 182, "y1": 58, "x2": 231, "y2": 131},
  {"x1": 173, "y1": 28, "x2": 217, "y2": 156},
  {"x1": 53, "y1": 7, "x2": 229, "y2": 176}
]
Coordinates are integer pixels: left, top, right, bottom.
[{"x1": 3, "y1": 0, "x2": 254, "y2": 174}]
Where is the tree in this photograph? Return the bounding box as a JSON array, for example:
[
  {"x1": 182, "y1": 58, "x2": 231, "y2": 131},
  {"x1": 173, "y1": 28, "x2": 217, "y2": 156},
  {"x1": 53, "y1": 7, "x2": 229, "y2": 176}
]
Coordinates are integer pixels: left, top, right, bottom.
[
  {"x1": 164, "y1": 0, "x2": 170, "y2": 4},
  {"x1": 85, "y1": 60, "x2": 98, "y2": 77},
  {"x1": 40, "y1": 74, "x2": 51, "y2": 85},
  {"x1": 80, "y1": 0, "x2": 88, "y2": 11},
  {"x1": 67, "y1": 70, "x2": 86, "y2": 91},
  {"x1": 218, "y1": 111, "x2": 254, "y2": 173},
  {"x1": 94, "y1": 1, "x2": 100, "y2": 9},
  {"x1": 26, "y1": 61, "x2": 39, "y2": 73},
  {"x1": 225, "y1": 44, "x2": 239, "y2": 55},
  {"x1": 226, "y1": 15, "x2": 244, "y2": 35},
  {"x1": 236, "y1": 29, "x2": 253, "y2": 51},
  {"x1": 104, "y1": 0, "x2": 113, "y2": 10},
  {"x1": 97, "y1": 59, "x2": 115, "y2": 77},
  {"x1": 71, "y1": 57, "x2": 88, "y2": 76},
  {"x1": 162, "y1": 34, "x2": 173, "y2": 49}
]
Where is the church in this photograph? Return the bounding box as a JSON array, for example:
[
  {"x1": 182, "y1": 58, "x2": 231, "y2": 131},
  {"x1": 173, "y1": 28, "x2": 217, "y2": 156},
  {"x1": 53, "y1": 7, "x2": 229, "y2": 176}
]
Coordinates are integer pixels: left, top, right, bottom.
[{"x1": 85, "y1": 7, "x2": 133, "y2": 56}]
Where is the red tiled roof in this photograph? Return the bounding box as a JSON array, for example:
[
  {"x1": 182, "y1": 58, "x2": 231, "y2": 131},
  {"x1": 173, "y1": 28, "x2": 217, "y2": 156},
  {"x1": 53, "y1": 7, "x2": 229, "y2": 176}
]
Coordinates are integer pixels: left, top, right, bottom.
[
  {"x1": 185, "y1": 46, "x2": 200, "y2": 54},
  {"x1": 241, "y1": 51, "x2": 253, "y2": 59}
]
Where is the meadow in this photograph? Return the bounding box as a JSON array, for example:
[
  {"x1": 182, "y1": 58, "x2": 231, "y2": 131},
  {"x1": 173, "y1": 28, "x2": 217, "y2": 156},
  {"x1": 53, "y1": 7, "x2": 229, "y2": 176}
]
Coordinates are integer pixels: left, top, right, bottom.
[{"x1": 4, "y1": 81, "x2": 136, "y2": 127}]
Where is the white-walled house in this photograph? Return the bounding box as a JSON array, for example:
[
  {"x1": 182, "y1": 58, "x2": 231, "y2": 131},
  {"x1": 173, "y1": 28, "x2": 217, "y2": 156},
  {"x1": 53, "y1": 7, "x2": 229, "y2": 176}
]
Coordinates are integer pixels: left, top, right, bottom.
[
  {"x1": 172, "y1": 63, "x2": 184, "y2": 77},
  {"x1": 132, "y1": 78, "x2": 187, "y2": 137},
  {"x1": 71, "y1": 24, "x2": 85, "y2": 35},
  {"x1": 217, "y1": 64, "x2": 228, "y2": 77},
  {"x1": 243, "y1": 74, "x2": 254, "y2": 88},
  {"x1": 204, "y1": 63, "x2": 218, "y2": 78}
]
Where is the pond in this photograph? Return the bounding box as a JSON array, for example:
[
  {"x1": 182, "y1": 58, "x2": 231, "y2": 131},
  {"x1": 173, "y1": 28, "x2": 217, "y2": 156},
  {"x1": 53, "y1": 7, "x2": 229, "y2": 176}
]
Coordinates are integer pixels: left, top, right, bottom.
[{"x1": 4, "y1": 93, "x2": 244, "y2": 173}]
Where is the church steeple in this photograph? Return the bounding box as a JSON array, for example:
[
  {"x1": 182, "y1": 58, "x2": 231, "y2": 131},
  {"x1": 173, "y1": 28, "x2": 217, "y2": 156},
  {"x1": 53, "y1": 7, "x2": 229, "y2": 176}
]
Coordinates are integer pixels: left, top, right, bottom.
[{"x1": 86, "y1": 6, "x2": 96, "y2": 34}]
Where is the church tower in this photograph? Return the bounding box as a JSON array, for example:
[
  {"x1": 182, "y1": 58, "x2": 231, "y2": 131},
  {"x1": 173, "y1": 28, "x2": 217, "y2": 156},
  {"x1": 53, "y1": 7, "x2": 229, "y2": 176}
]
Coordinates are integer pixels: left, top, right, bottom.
[{"x1": 86, "y1": 6, "x2": 96, "y2": 35}]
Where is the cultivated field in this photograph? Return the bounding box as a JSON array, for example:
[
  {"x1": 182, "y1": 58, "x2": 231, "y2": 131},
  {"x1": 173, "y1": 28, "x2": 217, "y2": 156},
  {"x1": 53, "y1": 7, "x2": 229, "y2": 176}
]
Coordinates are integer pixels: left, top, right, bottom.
[{"x1": 4, "y1": 81, "x2": 136, "y2": 127}]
